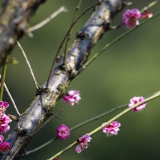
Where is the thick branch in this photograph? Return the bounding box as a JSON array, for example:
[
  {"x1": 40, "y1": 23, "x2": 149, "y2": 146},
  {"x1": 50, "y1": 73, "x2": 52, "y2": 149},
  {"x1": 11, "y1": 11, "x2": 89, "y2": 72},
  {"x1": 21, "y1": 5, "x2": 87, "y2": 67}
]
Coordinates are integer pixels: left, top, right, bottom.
[
  {"x1": 0, "y1": 0, "x2": 47, "y2": 66},
  {"x1": 0, "y1": 0, "x2": 126, "y2": 160}
]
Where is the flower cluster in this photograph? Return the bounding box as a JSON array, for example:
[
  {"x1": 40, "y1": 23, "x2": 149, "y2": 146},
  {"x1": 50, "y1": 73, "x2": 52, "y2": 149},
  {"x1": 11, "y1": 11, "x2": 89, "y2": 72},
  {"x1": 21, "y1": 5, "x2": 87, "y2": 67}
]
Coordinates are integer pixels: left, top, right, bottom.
[
  {"x1": 61, "y1": 89, "x2": 147, "y2": 155},
  {"x1": 75, "y1": 133, "x2": 92, "y2": 154},
  {"x1": 57, "y1": 124, "x2": 70, "y2": 140},
  {"x1": 63, "y1": 90, "x2": 81, "y2": 106},
  {"x1": 102, "y1": 121, "x2": 121, "y2": 136},
  {"x1": 0, "y1": 138, "x2": 10, "y2": 152},
  {"x1": 128, "y1": 96, "x2": 147, "y2": 112},
  {"x1": 122, "y1": 9, "x2": 153, "y2": 28},
  {"x1": 0, "y1": 101, "x2": 11, "y2": 152},
  {"x1": 0, "y1": 101, "x2": 12, "y2": 133}
]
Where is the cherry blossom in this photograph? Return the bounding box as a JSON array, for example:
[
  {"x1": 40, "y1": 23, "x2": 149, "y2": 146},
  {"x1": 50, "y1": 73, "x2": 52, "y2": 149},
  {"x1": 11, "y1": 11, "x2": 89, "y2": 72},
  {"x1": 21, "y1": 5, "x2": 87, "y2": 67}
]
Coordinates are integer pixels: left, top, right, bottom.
[
  {"x1": 128, "y1": 96, "x2": 147, "y2": 112},
  {"x1": 122, "y1": 9, "x2": 141, "y2": 28},
  {"x1": 102, "y1": 121, "x2": 121, "y2": 136},
  {"x1": 57, "y1": 124, "x2": 70, "y2": 140},
  {"x1": 63, "y1": 90, "x2": 81, "y2": 106}
]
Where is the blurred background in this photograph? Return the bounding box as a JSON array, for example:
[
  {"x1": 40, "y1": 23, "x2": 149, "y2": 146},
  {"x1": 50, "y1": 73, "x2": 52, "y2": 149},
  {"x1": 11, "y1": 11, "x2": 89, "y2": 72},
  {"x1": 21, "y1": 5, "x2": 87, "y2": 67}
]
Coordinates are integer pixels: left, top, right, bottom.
[{"x1": 0, "y1": 0, "x2": 160, "y2": 159}]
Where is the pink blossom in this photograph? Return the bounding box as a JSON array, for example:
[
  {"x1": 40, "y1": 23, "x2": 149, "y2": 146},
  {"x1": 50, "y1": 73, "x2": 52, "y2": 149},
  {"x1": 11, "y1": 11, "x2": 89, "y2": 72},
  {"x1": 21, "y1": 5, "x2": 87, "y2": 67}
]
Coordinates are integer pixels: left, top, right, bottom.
[
  {"x1": 102, "y1": 121, "x2": 121, "y2": 136},
  {"x1": 53, "y1": 158, "x2": 61, "y2": 160},
  {"x1": 75, "y1": 133, "x2": 92, "y2": 154},
  {"x1": 0, "y1": 135, "x2": 4, "y2": 143},
  {"x1": 0, "y1": 114, "x2": 12, "y2": 133},
  {"x1": 63, "y1": 90, "x2": 81, "y2": 106},
  {"x1": 0, "y1": 142, "x2": 10, "y2": 152},
  {"x1": 57, "y1": 124, "x2": 70, "y2": 140},
  {"x1": 141, "y1": 11, "x2": 153, "y2": 19},
  {"x1": 122, "y1": 9, "x2": 141, "y2": 28},
  {"x1": 128, "y1": 96, "x2": 147, "y2": 112},
  {"x1": 79, "y1": 133, "x2": 92, "y2": 143},
  {"x1": 0, "y1": 101, "x2": 9, "y2": 113},
  {"x1": 0, "y1": 101, "x2": 9, "y2": 109}
]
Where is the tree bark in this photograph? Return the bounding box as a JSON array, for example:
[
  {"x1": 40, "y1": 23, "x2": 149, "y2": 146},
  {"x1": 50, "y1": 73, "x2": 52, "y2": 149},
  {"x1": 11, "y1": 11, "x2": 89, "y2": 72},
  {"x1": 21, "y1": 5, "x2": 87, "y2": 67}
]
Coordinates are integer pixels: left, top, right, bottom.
[
  {"x1": 0, "y1": 0, "x2": 47, "y2": 66},
  {"x1": 0, "y1": 0, "x2": 126, "y2": 159}
]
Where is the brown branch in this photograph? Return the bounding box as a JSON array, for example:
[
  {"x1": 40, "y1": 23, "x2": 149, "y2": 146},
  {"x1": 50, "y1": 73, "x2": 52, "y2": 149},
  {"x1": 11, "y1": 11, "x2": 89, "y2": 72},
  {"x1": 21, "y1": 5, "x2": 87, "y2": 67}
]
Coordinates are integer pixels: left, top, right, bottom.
[
  {"x1": 0, "y1": 0, "x2": 126, "y2": 160},
  {"x1": 0, "y1": 0, "x2": 47, "y2": 66}
]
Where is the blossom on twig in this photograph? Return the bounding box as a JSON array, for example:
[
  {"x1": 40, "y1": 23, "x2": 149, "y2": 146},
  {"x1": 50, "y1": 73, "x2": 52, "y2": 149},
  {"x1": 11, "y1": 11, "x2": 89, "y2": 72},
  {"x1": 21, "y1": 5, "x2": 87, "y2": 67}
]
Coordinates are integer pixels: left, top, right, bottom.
[
  {"x1": 122, "y1": 9, "x2": 141, "y2": 28},
  {"x1": 63, "y1": 90, "x2": 81, "y2": 106},
  {"x1": 75, "y1": 133, "x2": 92, "y2": 154},
  {"x1": 57, "y1": 124, "x2": 70, "y2": 140},
  {"x1": 0, "y1": 142, "x2": 10, "y2": 152},
  {"x1": 0, "y1": 113, "x2": 12, "y2": 133},
  {"x1": 102, "y1": 121, "x2": 121, "y2": 136},
  {"x1": 141, "y1": 11, "x2": 153, "y2": 19},
  {"x1": 128, "y1": 96, "x2": 147, "y2": 112},
  {"x1": 122, "y1": 8, "x2": 153, "y2": 28},
  {"x1": 0, "y1": 101, "x2": 9, "y2": 113}
]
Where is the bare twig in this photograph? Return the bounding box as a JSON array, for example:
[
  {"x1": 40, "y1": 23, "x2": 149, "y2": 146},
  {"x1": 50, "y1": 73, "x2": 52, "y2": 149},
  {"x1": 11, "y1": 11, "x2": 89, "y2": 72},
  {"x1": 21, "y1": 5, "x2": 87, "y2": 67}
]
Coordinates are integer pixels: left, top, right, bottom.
[
  {"x1": 26, "y1": 103, "x2": 127, "y2": 155},
  {"x1": 63, "y1": 0, "x2": 83, "y2": 67},
  {"x1": 81, "y1": 9, "x2": 160, "y2": 72},
  {"x1": 46, "y1": 1, "x2": 102, "y2": 88},
  {"x1": 0, "y1": 1, "x2": 126, "y2": 159},
  {"x1": 0, "y1": 0, "x2": 47, "y2": 66},
  {"x1": 142, "y1": 0, "x2": 159, "y2": 12},
  {"x1": 4, "y1": 83, "x2": 20, "y2": 116},
  {"x1": 26, "y1": 110, "x2": 64, "y2": 155},
  {"x1": 48, "y1": 90, "x2": 160, "y2": 160},
  {"x1": 28, "y1": 6, "x2": 67, "y2": 33},
  {"x1": 17, "y1": 41, "x2": 39, "y2": 91},
  {"x1": 0, "y1": 56, "x2": 9, "y2": 100}
]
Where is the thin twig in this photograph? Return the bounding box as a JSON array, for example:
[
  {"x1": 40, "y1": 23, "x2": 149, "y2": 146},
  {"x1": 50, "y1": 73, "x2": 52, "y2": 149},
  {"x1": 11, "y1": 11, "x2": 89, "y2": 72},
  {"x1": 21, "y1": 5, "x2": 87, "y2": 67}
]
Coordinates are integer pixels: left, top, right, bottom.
[
  {"x1": 46, "y1": 1, "x2": 102, "y2": 88},
  {"x1": 142, "y1": 0, "x2": 159, "y2": 12},
  {"x1": 48, "y1": 90, "x2": 160, "y2": 160},
  {"x1": 4, "y1": 83, "x2": 20, "y2": 116},
  {"x1": 26, "y1": 103, "x2": 127, "y2": 155},
  {"x1": 28, "y1": 6, "x2": 67, "y2": 33},
  {"x1": 63, "y1": 0, "x2": 83, "y2": 67},
  {"x1": 81, "y1": 10, "x2": 160, "y2": 71},
  {"x1": 70, "y1": 103, "x2": 128, "y2": 131},
  {"x1": 26, "y1": 137, "x2": 58, "y2": 155},
  {"x1": 0, "y1": 56, "x2": 9, "y2": 101},
  {"x1": 26, "y1": 110, "x2": 63, "y2": 155},
  {"x1": 17, "y1": 41, "x2": 39, "y2": 90},
  {"x1": 81, "y1": 1, "x2": 160, "y2": 71},
  {"x1": 33, "y1": 109, "x2": 63, "y2": 136}
]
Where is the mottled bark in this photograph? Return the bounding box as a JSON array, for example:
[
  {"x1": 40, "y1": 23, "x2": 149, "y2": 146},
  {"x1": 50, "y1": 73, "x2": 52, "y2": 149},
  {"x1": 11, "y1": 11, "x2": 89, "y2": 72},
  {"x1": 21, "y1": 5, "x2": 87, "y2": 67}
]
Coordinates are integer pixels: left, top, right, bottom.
[
  {"x1": 0, "y1": 0, "x2": 46, "y2": 66},
  {"x1": 0, "y1": 0, "x2": 126, "y2": 159}
]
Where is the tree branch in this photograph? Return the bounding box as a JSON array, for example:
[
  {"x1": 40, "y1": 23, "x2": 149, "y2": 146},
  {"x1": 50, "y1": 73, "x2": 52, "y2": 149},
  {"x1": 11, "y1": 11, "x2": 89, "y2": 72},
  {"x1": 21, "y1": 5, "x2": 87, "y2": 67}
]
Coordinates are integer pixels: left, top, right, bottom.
[
  {"x1": 0, "y1": 0, "x2": 47, "y2": 66},
  {"x1": 0, "y1": 0, "x2": 126, "y2": 159}
]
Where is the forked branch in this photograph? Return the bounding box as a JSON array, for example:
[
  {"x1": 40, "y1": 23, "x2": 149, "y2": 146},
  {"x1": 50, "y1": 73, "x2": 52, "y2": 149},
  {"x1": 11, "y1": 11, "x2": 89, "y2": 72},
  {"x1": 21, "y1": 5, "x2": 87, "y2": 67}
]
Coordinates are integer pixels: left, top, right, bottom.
[{"x1": 0, "y1": 1, "x2": 126, "y2": 160}]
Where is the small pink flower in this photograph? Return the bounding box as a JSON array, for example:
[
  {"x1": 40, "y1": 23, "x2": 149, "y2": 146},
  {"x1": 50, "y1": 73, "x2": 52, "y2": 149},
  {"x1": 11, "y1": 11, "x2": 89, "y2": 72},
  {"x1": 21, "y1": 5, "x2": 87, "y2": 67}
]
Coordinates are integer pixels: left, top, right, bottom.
[
  {"x1": 122, "y1": 9, "x2": 141, "y2": 28},
  {"x1": 0, "y1": 101, "x2": 9, "y2": 109},
  {"x1": 53, "y1": 158, "x2": 61, "y2": 160},
  {"x1": 141, "y1": 11, "x2": 153, "y2": 19},
  {"x1": 57, "y1": 124, "x2": 70, "y2": 140},
  {"x1": 63, "y1": 90, "x2": 81, "y2": 106},
  {"x1": 128, "y1": 96, "x2": 147, "y2": 112},
  {"x1": 0, "y1": 101, "x2": 9, "y2": 113},
  {"x1": 0, "y1": 135, "x2": 4, "y2": 143},
  {"x1": 79, "y1": 133, "x2": 92, "y2": 143},
  {"x1": 0, "y1": 114, "x2": 12, "y2": 133},
  {"x1": 75, "y1": 133, "x2": 92, "y2": 154},
  {"x1": 0, "y1": 142, "x2": 10, "y2": 152},
  {"x1": 102, "y1": 121, "x2": 121, "y2": 136}
]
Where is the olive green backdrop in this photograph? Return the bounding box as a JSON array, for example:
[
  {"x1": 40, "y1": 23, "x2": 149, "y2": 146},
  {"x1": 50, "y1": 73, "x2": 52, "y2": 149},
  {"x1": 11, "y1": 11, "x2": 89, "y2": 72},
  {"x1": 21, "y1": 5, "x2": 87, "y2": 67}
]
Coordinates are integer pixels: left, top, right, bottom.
[{"x1": 0, "y1": 0, "x2": 160, "y2": 160}]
